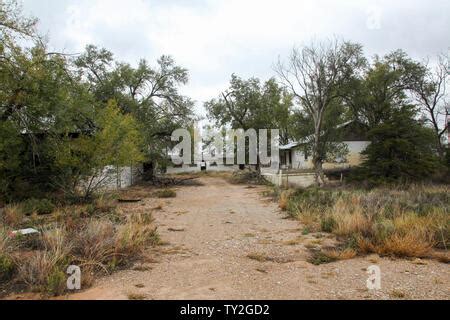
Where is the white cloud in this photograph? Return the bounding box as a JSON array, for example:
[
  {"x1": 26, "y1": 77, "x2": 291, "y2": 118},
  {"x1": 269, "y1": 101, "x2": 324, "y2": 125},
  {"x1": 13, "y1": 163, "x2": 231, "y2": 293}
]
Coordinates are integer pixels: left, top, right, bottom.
[{"x1": 23, "y1": 0, "x2": 450, "y2": 117}]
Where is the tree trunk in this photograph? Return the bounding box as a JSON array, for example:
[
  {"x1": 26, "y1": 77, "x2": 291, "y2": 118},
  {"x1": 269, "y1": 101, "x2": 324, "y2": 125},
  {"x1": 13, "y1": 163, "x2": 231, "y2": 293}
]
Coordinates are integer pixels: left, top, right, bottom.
[
  {"x1": 313, "y1": 158, "x2": 325, "y2": 186},
  {"x1": 436, "y1": 136, "x2": 445, "y2": 160},
  {"x1": 312, "y1": 121, "x2": 325, "y2": 186},
  {"x1": 256, "y1": 153, "x2": 261, "y2": 173}
]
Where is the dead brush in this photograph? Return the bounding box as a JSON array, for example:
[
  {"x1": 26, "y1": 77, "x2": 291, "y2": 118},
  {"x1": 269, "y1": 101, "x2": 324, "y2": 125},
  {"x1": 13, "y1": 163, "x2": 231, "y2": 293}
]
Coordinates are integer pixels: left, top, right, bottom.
[
  {"x1": 2, "y1": 204, "x2": 24, "y2": 227},
  {"x1": 331, "y1": 197, "x2": 372, "y2": 237},
  {"x1": 16, "y1": 227, "x2": 71, "y2": 295},
  {"x1": 71, "y1": 219, "x2": 117, "y2": 272},
  {"x1": 247, "y1": 252, "x2": 273, "y2": 262},
  {"x1": 115, "y1": 212, "x2": 160, "y2": 258},
  {"x1": 281, "y1": 184, "x2": 449, "y2": 261},
  {"x1": 94, "y1": 196, "x2": 117, "y2": 214},
  {"x1": 0, "y1": 227, "x2": 16, "y2": 281},
  {"x1": 377, "y1": 233, "x2": 435, "y2": 258},
  {"x1": 278, "y1": 190, "x2": 292, "y2": 211},
  {"x1": 154, "y1": 189, "x2": 177, "y2": 198},
  {"x1": 322, "y1": 248, "x2": 357, "y2": 261},
  {"x1": 0, "y1": 226, "x2": 15, "y2": 253}
]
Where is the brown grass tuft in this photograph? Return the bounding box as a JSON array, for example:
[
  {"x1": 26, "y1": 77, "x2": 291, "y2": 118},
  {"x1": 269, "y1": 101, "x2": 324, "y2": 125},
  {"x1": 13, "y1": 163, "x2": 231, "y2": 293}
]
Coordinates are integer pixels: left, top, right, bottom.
[
  {"x1": 127, "y1": 293, "x2": 147, "y2": 300},
  {"x1": 247, "y1": 252, "x2": 272, "y2": 262},
  {"x1": 378, "y1": 233, "x2": 434, "y2": 258},
  {"x1": 279, "y1": 185, "x2": 450, "y2": 261},
  {"x1": 2, "y1": 205, "x2": 24, "y2": 227},
  {"x1": 154, "y1": 189, "x2": 177, "y2": 198},
  {"x1": 323, "y1": 248, "x2": 358, "y2": 261}
]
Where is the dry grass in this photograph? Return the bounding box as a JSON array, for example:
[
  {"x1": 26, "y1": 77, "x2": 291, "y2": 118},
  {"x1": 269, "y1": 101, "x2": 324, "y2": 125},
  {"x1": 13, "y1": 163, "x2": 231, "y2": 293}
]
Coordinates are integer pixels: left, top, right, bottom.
[
  {"x1": 127, "y1": 293, "x2": 147, "y2": 300},
  {"x1": 119, "y1": 186, "x2": 153, "y2": 200},
  {"x1": 378, "y1": 233, "x2": 434, "y2": 258},
  {"x1": 72, "y1": 219, "x2": 117, "y2": 270},
  {"x1": 390, "y1": 289, "x2": 407, "y2": 299},
  {"x1": 282, "y1": 237, "x2": 304, "y2": 246},
  {"x1": 0, "y1": 227, "x2": 14, "y2": 254},
  {"x1": 430, "y1": 252, "x2": 450, "y2": 263},
  {"x1": 0, "y1": 227, "x2": 16, "y2": 282},
  {"x1": 16, "y1": 228, "x2": 71, "y2": 295},
  {"x1": 116, "y1": 213, "x2": 160, "y2": 258},
  {"x1": 330, "y1": 198, "x2": 372, "y2": 237},
  {"x1": 93, "y1": 196, "x2": 117, "y2": 213},
  {"x1": 322, "y1": 248, "x2": 357, "y2": 261},
  {"x1": 278, "y1": 190, "x2": 294, "y2": 211},
  {"x1": 2, "y1": 201, "x2": 160, "y2": 296},
  {"x1": 228, "y1": 170, "x2": 268, "y2": 185},
  {"x1": 247, "y1": 252, "x2": 272, "y2": 262},
  {"x1": 280, "y1": 185, "x2": 450, "y2": 260},
  {"x1": 152, "y1": 202, "x2": 164, "y2": 210},
  {"x1": 2, "y1": 205, "x2": 24, "y2": 227},
  {"x1": 154, "y1": 189, "x2": 177, "y2": 198}
]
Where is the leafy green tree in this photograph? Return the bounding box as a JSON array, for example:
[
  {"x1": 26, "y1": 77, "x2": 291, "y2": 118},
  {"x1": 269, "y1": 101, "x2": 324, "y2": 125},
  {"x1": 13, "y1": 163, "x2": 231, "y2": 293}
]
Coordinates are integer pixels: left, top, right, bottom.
[
  {"x1": 411, "y1": 55, "x2": 449, "y2": 158},
  {"x1": 276, "y1": 39, "x2": 365, "y2": 185},
  {"x1": 55, "y1": 101, "x2": 144, "y2": 199},
  {"x1": 75, "y1": 47, "x2": 195, "y2": 177},
  {"x1": 0, "y1": 2, "x2": 95, "y2": 199},
  {"x1": 357, "y1": 105, "x2": 440, "y2": 184},
  {"x1": 343, "y1": 50, "x2": 425, "y2": 128},
  {"x1": 205, "y1": 75, "x2": 292, "y2": 168},
  {"x1": 290, "y1": 100, "x2": 351, "y2": 166},
  {"x1": 342, "y1": 50, "x2": 442, "y2": 184}
]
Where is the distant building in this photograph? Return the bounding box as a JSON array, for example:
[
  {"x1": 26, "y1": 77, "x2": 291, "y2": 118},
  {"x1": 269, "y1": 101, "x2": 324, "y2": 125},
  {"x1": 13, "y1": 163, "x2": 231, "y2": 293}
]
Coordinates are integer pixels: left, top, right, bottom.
[{"x1": 278, "y1": 121, "x2": 370, "y2": 171}]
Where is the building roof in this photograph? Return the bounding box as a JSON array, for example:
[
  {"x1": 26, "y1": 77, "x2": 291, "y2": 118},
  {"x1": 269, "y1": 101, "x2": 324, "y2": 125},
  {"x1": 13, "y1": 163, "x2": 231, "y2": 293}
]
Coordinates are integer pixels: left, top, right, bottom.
[
  {"x1": 279, "y1": 141, "x2": 303, "y2": 150},
  {"x1": 280, "y1": 120, "x2": 369, "y2": 150}
]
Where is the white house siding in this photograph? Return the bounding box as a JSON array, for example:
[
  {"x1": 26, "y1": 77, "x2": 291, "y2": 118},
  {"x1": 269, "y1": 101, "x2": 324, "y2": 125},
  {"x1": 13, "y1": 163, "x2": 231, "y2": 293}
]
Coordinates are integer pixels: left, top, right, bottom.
[
  {"x1": 95, "y1": 164, "x2": 143, "y2": 191},
  {"x1": 285, "y1": 141, "x2": 370, "y2": 170},
  {"x1": 262, "y1": 171, "x2": 317, "y2": 188}
]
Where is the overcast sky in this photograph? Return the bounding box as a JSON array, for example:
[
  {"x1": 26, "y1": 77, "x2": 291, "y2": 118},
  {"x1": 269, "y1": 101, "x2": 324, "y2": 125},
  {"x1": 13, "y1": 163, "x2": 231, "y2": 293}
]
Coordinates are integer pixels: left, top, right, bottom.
[{"x1": 22, "y1": 0, "x2": 450, "y2": 117}]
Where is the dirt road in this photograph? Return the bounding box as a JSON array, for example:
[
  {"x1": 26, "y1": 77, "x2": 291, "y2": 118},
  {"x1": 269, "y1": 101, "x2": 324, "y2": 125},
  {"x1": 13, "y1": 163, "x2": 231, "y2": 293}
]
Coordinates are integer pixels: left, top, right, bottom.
[{"x1": 69, "y1": 177, "x2": 449, "y2": 300}]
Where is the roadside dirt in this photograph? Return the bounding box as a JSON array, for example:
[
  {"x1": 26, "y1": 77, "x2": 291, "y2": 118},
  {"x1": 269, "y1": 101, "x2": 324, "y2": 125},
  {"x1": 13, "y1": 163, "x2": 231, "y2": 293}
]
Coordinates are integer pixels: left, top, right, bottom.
[{"x1": 16, "y1": 176, "x2": 449, "y2": 300}]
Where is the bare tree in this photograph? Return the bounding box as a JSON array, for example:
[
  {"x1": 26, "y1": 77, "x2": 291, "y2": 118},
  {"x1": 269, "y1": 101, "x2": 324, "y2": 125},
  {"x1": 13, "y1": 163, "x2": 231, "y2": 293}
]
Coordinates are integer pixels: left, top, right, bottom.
[
  {"x1": 413, "y1": 55, "x2": 449, "y2": 158},
  {"x1": 276, "y1": 39, "x2": 365, "y2": 185}
]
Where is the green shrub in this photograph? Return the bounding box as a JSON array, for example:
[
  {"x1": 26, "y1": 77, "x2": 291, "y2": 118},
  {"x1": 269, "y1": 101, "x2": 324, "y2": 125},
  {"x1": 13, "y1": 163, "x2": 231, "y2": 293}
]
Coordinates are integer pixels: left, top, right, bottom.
[
  {"x1": 321, "y1": 216, "x2": 336, "y2": 233},
  {"x1": 302, "y1": 227, "x2": 311, "y2": 235},
  {"x1": 0, "y1": 254, "x2": 15, "y2": 282},
  {"x1": 46, "y1": 268, "x2": 67, "y2": 296},
  {"x1": 21, "y1": 198, "x2": 55, "y2": 215},
  {"x1": 373, "y1": 219, "x2": 395, "y2": 242},
  {"x1": 307, "y1": 251, "x2": 337, "y2": 265}
]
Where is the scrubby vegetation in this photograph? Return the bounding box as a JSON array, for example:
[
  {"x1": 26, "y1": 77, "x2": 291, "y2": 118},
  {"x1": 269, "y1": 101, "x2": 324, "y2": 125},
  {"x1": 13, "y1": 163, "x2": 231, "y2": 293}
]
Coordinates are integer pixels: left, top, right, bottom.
[
  {"x1": 0, "y1": 1, "x2": 194, "y2": 203},
  {"x1": 154, "y1": 189, "x2": 177, "y2": 198},
  {"x1": 0, "y1": 198, "x2": 160, "y2": 297},
  {"x1": 277, "y1": 185, "x2": 449, "y2": 261},
  {"x1": 228, "y1": 170, "x2": 269, "y2": 185}
]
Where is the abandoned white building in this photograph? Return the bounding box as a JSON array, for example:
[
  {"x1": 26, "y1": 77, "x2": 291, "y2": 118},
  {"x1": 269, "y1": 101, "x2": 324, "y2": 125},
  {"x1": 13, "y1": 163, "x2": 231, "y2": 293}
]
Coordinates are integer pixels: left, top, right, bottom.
[
  {"x1": 278, "y1": 121, "x2": 371, "y2": 171},
  {"x1": 262, "y1": 121, "x2": 371, "y2": 188}
]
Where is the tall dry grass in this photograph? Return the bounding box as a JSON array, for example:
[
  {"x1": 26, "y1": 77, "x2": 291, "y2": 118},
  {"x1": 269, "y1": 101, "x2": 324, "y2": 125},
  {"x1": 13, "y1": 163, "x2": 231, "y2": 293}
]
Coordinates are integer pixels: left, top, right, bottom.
[
  {"x1": 2, "y1": 205, "x2": 24, "y2": 227},
  {"x1": 6, "y1": 208, "x2": 159, "y2": 296},
  {"x1": 16, "y1": 227, "x2": 71, "y2": 295},
  {"x1": 281, "y1": 185, "x2": 449, "y2": 259},
  {"x1": 0, "y1": 227, "x2": 16, "y2": 282}
]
